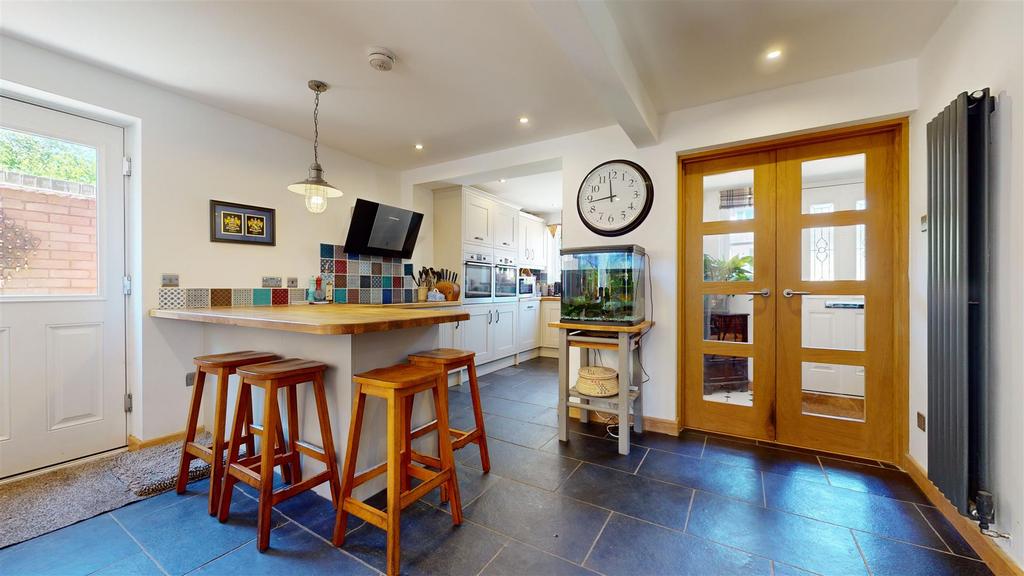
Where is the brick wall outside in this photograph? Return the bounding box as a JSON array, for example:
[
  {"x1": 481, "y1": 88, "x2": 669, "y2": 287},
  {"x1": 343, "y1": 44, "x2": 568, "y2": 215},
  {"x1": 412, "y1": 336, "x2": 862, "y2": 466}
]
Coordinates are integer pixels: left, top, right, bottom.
[{"x1": 0, "y1": 186, "x2": 97, "y2": 295}]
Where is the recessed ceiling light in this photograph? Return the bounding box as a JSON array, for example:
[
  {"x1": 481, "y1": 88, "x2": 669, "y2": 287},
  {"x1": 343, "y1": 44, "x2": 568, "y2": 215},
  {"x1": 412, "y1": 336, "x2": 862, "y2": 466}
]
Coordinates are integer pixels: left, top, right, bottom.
[
  {"x1": 765, "y1": 49, "x2": 782, "y2": 60},
  {"x1": 499, "y1": 178, "x2": 507, "y2": 183},
  {"x1": 415, "y1": 143, "x2": 423, "y2": 150},
  {"x1": 519, "y1": 116, "x2": 530, "y2": 124}
]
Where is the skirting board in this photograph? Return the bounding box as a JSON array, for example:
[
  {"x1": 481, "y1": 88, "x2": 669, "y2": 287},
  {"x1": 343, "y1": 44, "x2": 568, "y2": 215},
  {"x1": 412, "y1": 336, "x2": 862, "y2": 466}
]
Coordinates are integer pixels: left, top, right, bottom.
[
  {"x1": 567, "y1": 408, "x2": 678, "y2": 436},
  {"x1": 127, "y1": 426, "x2": 205, "y2": 451},
  {"x1": 902, "y1": 454, "x2": 1022, "y2": 576}
]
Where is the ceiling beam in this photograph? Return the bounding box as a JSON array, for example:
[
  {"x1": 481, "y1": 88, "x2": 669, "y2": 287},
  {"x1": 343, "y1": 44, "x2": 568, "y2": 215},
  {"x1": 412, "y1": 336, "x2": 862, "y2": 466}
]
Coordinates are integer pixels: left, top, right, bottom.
[{"x1": 531, "y1": 0, "x2": 659, "y2": 147}]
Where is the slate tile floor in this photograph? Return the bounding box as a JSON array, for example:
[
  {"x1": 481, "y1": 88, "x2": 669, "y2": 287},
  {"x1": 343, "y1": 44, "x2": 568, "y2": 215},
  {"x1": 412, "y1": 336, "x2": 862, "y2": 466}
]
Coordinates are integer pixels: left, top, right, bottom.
[{"x1": 0, "y1": 357, "x2": 993, "y2": 575}]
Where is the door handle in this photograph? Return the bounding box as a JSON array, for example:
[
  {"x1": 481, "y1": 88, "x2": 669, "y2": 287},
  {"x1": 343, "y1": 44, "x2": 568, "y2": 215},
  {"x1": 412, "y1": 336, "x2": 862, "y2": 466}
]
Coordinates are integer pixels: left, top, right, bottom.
[
  {"x1": 745, "y1": 288, "x2": 770, "y2": 297},
  {"x1": 782, "y1": 289, "x2": 812, "y2": 298}
]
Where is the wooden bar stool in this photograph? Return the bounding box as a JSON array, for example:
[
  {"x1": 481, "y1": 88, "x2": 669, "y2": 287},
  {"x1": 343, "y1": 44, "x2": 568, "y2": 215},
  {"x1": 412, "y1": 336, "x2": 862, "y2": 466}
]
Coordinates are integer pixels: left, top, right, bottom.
[
  {"x1": 218, "y1": 358, "x2": 341, "y2": 552},
  {"x1": 332, "y1": 363, "x2": 463, "y2": 576},
  {"x1": 407, "y1": 348, "x2": 490, "y2": 473},
  {"x1": 176, "y1": 350, "x2": 289, "y2": 516}
]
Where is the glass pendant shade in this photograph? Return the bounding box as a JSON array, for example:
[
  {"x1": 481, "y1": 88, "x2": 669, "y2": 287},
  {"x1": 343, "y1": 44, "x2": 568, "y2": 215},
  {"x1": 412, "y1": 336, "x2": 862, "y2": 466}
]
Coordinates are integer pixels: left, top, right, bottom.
[{"x1": 288, "y1": 162, "x2": 342, "y2": 214}]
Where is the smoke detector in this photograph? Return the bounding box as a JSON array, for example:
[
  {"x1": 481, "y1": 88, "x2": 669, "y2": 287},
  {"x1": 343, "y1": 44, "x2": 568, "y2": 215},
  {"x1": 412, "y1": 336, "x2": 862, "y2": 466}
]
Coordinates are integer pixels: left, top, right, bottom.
[{"x1": 367, "y1": 47, "x2": 396, "y2": 72}]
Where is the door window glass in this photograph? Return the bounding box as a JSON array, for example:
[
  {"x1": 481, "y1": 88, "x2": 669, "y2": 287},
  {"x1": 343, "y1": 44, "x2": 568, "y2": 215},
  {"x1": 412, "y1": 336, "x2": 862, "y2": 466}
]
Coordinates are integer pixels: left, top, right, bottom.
[
  {"x1": 801, "y1": 295, "x2": 865, "y2": 351},
  {"x1": 703, "y1": 354, "x2": 753, "y2": 407},
  {"x1": 703, "y1": 169, "x2": 754, "y2": 222},
  {"x1": 703, "y1": 234, "x2": 753, "y2": 281},
  {"x1": 801, "y1": 361, "x2": 865, "y2": 421},
  {"x1": 801, "y1": 154, "x2": 865, "y2": 214},
  {"x1": 802, "y1": 224, "x2": 863, "y2": 281},
  {"x1": 703, "y1": 294, "x2": 753, "y2": 343},
  {"x1": 0, "y1": 128, "x2": 98, "y2": 296}
]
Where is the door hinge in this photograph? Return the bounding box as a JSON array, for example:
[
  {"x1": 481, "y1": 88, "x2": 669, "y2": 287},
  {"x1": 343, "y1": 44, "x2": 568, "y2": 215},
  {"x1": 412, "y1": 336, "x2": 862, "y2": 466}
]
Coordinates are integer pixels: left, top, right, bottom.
[
  {"x1": 122, "y1": 275, "x2": 132, "y2": 296},
  {"x1": 122, "y1": 156, "x2": 132, "y2": 177},
  {"x1": 124, "y1": 393, "x2": 133, "y2": 413}
]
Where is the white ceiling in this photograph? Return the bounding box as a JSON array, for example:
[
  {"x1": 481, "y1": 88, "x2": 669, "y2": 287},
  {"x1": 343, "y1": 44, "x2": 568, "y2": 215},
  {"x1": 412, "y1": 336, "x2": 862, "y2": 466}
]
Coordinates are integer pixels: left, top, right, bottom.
[
  {"x1": 475, "y1": 171, "x2": 563, "y2": 214},
  {"x1": 1, "y1": 1, "x2": 955, "y2": 169}
]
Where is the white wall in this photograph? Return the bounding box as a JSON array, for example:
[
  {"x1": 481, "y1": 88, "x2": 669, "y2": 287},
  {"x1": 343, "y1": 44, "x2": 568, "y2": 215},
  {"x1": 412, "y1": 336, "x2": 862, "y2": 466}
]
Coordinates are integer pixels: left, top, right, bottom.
[
  {"x1": 0, "y1": 36, "x2": 401, "y2": 440},
  {"x1": 908, "y1": 0, "x2": 1024, "y2": 562},
  {"x1": 400, "y1": 59, "x2": 918, "y2": 422}
]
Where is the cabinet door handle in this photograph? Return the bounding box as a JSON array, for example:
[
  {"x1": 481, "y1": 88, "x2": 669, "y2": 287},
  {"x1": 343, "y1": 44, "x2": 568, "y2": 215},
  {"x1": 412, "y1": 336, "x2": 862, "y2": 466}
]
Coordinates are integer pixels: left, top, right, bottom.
[
  {"x1": 474, "y1": 236, "x2": 484, "y2": 241},
  {"x1": 496, "y1": 310, "x2": 500, "y2": 323},
  {"x1": 488, "y1": 310, "x2": 492, "y2": 324}
]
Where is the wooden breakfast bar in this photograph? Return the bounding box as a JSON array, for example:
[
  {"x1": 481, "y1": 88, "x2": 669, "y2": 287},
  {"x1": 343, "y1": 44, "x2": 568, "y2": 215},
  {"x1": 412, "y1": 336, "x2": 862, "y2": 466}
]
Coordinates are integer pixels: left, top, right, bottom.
[{"x1": 150, "y1": 303, "x2": 468, "y2": 500}]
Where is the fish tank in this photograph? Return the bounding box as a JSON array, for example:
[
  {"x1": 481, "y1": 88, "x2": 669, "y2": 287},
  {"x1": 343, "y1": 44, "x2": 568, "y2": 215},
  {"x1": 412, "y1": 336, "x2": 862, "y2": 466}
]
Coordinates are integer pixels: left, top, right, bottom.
[{"x1": 561, "y1": 245, "x2": 646, "y2": 325}]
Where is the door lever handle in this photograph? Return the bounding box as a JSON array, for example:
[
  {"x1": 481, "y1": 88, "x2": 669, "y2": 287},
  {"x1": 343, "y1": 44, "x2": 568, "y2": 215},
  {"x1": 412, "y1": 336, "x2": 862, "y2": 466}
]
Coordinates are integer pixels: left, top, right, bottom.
[
  {"x1": 782, "y1": 289, "x2": 812, "y2": 298},
  {"x1": 745, "y1": 288, "x2": 770, "y2": 297}
]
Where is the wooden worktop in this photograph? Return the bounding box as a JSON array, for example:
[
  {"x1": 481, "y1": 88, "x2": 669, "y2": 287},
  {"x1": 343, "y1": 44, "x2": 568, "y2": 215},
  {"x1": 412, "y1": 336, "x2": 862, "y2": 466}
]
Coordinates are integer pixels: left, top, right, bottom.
[
  {"x1": 150, "y1": 304, "x2": 469, "y2": 335},
  {"x1": 547, "y1": 320, "x2": 654, "y2": 333}
]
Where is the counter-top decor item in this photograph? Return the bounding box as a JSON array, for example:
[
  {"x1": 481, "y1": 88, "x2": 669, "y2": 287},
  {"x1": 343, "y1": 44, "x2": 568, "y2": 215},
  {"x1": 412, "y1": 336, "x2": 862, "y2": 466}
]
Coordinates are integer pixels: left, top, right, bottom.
[
  {"x1": 210, "y1": 200, "x2": 275, "y2": 246},
  {"x1": 287, "y1": 80, "x2": 342, "y2": 214}
]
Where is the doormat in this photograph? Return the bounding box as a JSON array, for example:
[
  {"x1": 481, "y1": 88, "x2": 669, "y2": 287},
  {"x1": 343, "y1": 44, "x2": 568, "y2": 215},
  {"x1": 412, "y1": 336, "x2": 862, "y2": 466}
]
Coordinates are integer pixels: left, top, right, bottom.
[{"x1": 0, "y1": 433, "x2": 212, "y2": 549}]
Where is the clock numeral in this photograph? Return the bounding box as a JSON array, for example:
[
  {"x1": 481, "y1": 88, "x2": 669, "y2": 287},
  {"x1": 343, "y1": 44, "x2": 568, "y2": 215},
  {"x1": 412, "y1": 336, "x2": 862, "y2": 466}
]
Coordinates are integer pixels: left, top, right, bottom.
[
  {"x1": 634, "y1": 191, "x2": 640, "y2": 199},
  {"x1": 621, "y1": 211, "x2": 627, "y2": 219},
  {"x1": 589, "y1": 206, "x2": 596, "y2": 213},
  {"x1": 599, "y1": 175, "x2": 607, "y2": 184},
  {"x1": 629, "y1": 202, "x2": 635, "y2": 211}
]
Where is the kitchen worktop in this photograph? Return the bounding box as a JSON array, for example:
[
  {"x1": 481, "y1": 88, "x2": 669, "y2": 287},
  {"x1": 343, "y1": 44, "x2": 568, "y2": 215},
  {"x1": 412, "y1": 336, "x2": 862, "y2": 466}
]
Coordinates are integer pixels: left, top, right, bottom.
[{"x1": 149, "y1": 303, "x2": 468, "y2": 335}]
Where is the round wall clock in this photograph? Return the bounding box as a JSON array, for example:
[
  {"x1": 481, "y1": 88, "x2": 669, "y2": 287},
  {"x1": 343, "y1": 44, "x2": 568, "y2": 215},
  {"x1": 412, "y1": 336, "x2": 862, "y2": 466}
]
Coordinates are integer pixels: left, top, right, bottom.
[{"x1": 577, "y1": 159, "x2": 654, "y2": 236}]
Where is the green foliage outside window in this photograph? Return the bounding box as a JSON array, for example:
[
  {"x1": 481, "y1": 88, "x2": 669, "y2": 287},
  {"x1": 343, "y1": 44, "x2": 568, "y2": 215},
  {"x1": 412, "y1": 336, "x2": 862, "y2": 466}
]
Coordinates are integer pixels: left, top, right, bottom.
[{"x1": 0, "y1": 129, "x2": 97, "y2": 185}]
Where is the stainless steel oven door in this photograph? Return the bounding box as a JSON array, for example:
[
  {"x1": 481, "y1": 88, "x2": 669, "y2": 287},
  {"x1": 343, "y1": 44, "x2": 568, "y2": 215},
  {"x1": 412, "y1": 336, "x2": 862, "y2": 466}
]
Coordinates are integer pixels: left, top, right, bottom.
[
  {"x1": 464, "y1": 261, "x2": 493, "y2": 300},
  {"x1": 494, "y1": 265, "x2": 518, "y2": 300}
]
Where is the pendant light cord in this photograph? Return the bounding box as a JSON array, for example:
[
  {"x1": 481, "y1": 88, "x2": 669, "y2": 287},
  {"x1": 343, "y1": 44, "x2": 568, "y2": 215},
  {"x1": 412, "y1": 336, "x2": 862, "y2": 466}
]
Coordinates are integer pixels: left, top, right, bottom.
[{"x1": 313, "y1": 90, "x2": 320, "y2": 165}]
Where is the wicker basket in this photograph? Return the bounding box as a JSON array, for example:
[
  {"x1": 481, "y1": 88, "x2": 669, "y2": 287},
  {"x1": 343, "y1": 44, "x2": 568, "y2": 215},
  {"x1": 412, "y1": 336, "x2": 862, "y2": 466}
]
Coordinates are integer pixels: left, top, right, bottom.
[{"x1": 576, "y1": 366, "x2": 619, "y2": 397}]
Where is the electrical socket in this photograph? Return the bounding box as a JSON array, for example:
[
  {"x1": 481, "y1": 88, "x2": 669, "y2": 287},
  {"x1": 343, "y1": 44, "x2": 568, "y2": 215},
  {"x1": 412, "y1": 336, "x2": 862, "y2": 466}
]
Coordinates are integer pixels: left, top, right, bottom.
[
  {"x1": 161, "y1": 273, "x2": 180, "y2": 287},
  {"x1": 262, "y1": 276, "x2": 282, "y2": 288},
  {"x1": 917, "y1": 412, "x2": 926, "y2": 431},
  {"x1": 287, "y1": 277, "x2": 298, "y2": 288},
  {"x1": 185, "y1": 371, "x2": 196, "y2": 387}
]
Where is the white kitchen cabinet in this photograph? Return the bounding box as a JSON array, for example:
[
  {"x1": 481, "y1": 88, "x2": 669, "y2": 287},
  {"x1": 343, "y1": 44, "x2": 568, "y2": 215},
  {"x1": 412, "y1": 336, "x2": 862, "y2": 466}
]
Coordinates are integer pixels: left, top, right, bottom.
[
  {"x1": 541, "y1": 299, "x2": 561, "y2": 348},
  {"x1": 464, "y1": 191, "x2": 494, "y2": 247},
  {"x1": 493, "y1": 205, "x2": 518, "y2": 252},
  {"x1": 437, "y1": 316, "x2": 465, "y2": 350},
  {"x1": 518, "y1": 213, "x2": 547, "y2": 269},
  {"x1": 492, "y1": 302, "x2": 517, "y2": 358},
  {"x1": 462, "y1": 305, "x2": 493, "y2": 364},
  {"x1": 518, "y1": 299, "x2": 541, "y2": 352}
]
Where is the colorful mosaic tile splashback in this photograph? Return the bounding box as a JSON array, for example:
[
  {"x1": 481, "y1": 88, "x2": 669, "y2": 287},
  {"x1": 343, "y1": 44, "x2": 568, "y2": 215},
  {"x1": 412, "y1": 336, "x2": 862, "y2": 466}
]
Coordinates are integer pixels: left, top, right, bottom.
[{"x1": 155, "y1": 244, "x2": 418, "y2": 309}]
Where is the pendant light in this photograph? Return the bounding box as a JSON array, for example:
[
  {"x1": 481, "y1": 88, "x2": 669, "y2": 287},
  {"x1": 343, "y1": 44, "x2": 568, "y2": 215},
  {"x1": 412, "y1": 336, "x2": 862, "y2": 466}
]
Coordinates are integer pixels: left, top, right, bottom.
[{"x1": 288, "y1": 80, "x2": 342, "y2": 213}]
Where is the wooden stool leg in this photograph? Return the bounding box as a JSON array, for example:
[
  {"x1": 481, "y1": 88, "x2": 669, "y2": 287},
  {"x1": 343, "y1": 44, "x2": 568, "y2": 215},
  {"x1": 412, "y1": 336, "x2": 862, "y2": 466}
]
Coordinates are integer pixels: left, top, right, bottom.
[
  {"x1": 206, "y1": 368, "x2": 230, "y2": 515},
  {"x1": 286, "y1": 385, "x2": 302, "y2": 484},
  {"x1": 467, "y1": 361, "x2": 490, "y2": 473},
  {"x1": 333, "y1": 385, "x2": 365, "y2": 547},
  {"x1": 385, "y1": 390, "x2": 403, "y2": 576},
  {"x1": 242, "y1": 400, "x2": 256, "y2": 458},
  {"x1": 218, "y1": 381, "x2": 251, "y2": 523},
  {"x1": 400, "y1": 394, "x2": 414, "y2": 492},
  {"x1": 256, "y1": 383, "x2": 279, "y2": 552},
  {"x1": 312, "y1": 373, "x2": 341, "y2": 507},
  {"x1": 275, "y1": 388, "x2": 293, "y2": 486},
  {"x1": 434, "y1": 373, "x2": 463, "y2": 525},
  {"x1": 176, "y1": 367, "x2": 206, "y2": 494}
]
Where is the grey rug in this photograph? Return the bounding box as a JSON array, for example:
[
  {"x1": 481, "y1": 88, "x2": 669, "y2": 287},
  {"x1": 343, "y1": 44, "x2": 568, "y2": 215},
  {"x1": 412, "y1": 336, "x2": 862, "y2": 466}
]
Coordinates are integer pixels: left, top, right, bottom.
[{"x1": 0, "y1": 433, "x2": 212, "y2": 549}]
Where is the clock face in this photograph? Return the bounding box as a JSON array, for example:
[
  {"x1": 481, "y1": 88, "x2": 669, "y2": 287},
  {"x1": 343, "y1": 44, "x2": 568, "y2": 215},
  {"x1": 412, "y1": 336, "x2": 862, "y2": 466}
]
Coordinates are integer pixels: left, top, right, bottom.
[{"x1": 577, "y1": 160, "x2": 653, "y2": 236}]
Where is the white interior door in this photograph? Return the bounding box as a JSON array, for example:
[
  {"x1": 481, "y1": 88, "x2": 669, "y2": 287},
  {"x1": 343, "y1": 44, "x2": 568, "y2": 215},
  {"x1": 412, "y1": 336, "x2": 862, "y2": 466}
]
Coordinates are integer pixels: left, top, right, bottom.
[{"x1": 0, "y1": 97, "x2": 126, "y2": 478}]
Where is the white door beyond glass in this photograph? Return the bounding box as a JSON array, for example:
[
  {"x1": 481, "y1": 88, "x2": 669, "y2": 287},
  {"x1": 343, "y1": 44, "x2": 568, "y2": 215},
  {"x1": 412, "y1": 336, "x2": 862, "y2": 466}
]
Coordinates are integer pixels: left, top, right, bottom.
[{"x1": 0, "y1": 97, "x2": 127, "y2": 478}]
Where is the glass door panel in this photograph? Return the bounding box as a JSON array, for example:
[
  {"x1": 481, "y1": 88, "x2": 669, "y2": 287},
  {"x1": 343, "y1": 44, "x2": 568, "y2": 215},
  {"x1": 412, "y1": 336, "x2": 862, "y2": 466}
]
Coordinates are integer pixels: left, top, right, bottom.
[
  {"x1": 684, "y1": 151, "x2": 776, "y2": 440},
  {"x1": 775, "y1": 132, "x2": 895, "y2": 460}
]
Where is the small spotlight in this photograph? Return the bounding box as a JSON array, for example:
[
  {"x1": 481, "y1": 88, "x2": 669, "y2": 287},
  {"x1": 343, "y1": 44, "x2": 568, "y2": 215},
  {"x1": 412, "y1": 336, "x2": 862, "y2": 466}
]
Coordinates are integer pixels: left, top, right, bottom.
[
  {"x1": 415, "y1": 144, "x2": 423, "y2": 150},
  {"x1": 499, "y1": 179, "x2": 507, "y2": 183},
  {"x1": 765, "y1": 49, "x2": 782, "y2": 60},
  {"x1": 519, "y1": 117, "x2": 530, "y2": 124}
]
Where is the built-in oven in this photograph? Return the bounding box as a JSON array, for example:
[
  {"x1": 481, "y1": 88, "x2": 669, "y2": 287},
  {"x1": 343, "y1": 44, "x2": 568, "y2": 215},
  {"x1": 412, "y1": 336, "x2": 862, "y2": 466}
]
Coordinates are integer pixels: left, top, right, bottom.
[
  {"x1": 463, "y1": 249, "x2": 493, "y2": 301},
  {"x1": 493, "y1": 252, "x2": 518, "y2": 302}
]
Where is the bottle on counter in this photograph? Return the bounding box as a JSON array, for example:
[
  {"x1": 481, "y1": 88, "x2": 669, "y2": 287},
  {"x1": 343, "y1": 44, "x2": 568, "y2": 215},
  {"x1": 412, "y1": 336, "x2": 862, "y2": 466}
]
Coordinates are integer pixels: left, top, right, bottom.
[
  {"x1": 307, "y1": 276, "x2": 316, "y2": 303},
  {"x1": 326, "y1": 280, "x2": 334, "y2": 302}
]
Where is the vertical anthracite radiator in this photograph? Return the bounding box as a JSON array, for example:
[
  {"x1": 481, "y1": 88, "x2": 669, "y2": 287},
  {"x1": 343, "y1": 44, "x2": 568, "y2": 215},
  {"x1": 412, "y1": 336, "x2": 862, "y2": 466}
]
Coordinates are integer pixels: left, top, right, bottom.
[{"x1": 927, "y1": 88, "x2": 994, "y2": 518}]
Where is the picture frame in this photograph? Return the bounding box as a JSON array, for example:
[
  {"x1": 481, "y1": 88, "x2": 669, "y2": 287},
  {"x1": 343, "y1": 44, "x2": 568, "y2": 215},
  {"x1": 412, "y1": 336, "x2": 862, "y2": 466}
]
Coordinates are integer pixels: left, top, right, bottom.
[{"x1": 210, "y1": 200, "x2": 276, "y2": 246}]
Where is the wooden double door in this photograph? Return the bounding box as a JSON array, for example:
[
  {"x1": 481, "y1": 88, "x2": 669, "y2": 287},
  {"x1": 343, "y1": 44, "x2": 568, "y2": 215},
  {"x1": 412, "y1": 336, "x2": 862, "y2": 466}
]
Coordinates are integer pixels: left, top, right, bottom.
[{"x1": 682, "y1": 127, "x2": 901, "y2": 461}]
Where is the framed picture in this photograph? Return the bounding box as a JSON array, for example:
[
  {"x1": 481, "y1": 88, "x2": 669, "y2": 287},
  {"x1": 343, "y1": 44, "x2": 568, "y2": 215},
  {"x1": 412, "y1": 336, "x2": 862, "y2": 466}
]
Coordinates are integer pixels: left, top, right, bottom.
[{"x1": 210, "y1": 200, "x2": 276, "y2": 245}]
